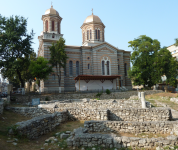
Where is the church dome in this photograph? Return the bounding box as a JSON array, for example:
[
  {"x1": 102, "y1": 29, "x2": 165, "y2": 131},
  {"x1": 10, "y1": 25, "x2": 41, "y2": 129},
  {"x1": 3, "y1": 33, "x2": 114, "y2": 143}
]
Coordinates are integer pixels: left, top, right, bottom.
[
  {"x1": 84, "y1": 14, "x2": 102, "y2": 23},
  {"x1": 45, "y1": 6, "x2": 59, "y2": 15}
]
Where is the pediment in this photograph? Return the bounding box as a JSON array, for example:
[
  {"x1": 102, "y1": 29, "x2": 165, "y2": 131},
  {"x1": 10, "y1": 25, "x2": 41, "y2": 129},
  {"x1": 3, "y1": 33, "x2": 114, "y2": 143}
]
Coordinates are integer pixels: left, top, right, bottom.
[
  {"x1": 93, "y1": 42, "x2": 123, "y2": 53},
  {"x1": 96, "y1": 47, "x2": 114, "y2": 53}
]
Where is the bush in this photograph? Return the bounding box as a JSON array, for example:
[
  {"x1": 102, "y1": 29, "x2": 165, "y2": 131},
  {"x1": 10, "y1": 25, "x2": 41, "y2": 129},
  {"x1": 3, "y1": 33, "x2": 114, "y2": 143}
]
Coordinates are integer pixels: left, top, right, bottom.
[
  {"x1": 96, "y1": 91, "x2": 103, "y2": 98},
  {"x1": 106, "y1": 89, "x2": 111, "y2": 94},
  {"x1": 10, "y1": 97, "x2": 16, "y2": 101},
  {"x1": 45, "y1": 96, "x2": 50, "y2": 101}
]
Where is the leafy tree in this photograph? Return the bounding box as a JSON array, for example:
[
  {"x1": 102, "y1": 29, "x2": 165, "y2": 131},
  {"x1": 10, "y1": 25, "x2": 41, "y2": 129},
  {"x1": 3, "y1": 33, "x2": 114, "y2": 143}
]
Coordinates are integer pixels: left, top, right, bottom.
[
  {"x1": 49, "y1": 37, "x2": 68, "y2": 92},
  {"x1": 1, "y1": 52, "x2": 36, "y2": 88},
  {"x1": 128, "y1": 66, "x2": 144, "y2": 86},
  {"x1": 175, "y1": 38, "x2": 178, "y2": 46},
  {"x1": 29, "y1": 56, "x2": 53, "y2": 93},
  {"x1": 128, "y1": 35, "x2": 178, "y2": 88},
  {"x1": 0, "y1": 15, "x2": 34, "y2": 87}
]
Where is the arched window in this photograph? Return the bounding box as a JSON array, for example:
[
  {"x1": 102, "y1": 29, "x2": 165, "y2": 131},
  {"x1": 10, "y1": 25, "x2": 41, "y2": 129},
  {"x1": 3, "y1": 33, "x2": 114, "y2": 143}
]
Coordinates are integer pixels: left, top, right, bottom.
[
  {"x1": 90, "y1": 29, "x2": 92, "y2": 39},
  {"x1": 118, "y1": 65, "x2": 120, "y2": 70},
  {"x1": 58, "y1": 22, "x2": 60, "y2": 33},
  {"x1": 98, "y1": 30, "x2": 100, "y2": 40},
  {"x1": 64, "y1": 65, "x2": 66, "y2": 76},
  {"x1": 102, "y1": 61, "x2": 105, "y2": 75},
  {"x1": 52, "y1": 74, "x2": 55, "y2": 80},
  {"x1": 101, "y1": 57, "x2": 111, "y2": 75},
  {"x1": 69, "y1": 61, "x2": 73, "y2": 76},
  {"x1": 88, "y1": 64, "x2": 90, "y2": 69},
  {"x1": 45, "y1": 20, "x2": 48, "y2": 31},
  {"x1": 124, "y1": 63, "x2": 127, "y2": 76},
  {"x1": 107, "y1": 61, "x2": 110, "y2": 75},
  {"x1": 87, "y1": 30, "x2": 89, "y2": 40},
  {"x1": 76, "y1": 61, "x2": 79, "y2": 76},
  {"x1": 95, "y1": 30, "x2": 97, "y2": 39},
  {"x1": 52, "y1": 20, "x2": 54, "y2": 31}
]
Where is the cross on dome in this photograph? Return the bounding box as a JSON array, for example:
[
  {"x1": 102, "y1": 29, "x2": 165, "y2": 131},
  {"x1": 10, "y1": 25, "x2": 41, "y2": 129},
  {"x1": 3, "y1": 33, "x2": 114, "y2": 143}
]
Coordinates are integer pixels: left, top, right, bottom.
[{"x1": 91, "y1": 8, "x2": 93, "y2": 15}]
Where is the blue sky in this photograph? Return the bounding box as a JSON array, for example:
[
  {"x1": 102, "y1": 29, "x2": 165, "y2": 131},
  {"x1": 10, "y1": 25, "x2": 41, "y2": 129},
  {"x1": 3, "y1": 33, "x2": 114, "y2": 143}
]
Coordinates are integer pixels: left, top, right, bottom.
[{"x1": 0, "y1": 0, "x2": 178, "y2": 55}]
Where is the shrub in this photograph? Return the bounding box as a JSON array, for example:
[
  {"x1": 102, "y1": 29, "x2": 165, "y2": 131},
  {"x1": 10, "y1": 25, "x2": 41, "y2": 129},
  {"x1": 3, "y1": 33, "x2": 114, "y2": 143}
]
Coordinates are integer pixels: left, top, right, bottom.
[
  {"x1": 45, "y1": 96, "x2": 50, "y2": 101},
  {"x1": 10, "y1": 97, "x2": 16, "y2": 101},
  {"x1": 96, "y1": 91, "x2": 103, "y2": 99},
  {"x1": 106, "y1": 89, "x2": 111, "y2": 95}
]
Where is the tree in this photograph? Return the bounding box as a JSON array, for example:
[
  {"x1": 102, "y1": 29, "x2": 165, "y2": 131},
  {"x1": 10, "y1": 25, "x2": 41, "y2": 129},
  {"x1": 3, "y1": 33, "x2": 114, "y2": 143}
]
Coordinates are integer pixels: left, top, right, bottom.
[
  {"x1": 128, "y1": 35, "x2": 178, "y2": 88},
  {"x1": 0, "y1": 15, "x2": 34, "y2": 88},
  {"x1": 49, "y1": 37, "x2": 68, "y2": 93},
  {"x1": 29, "y1": 56, "x2": 53, "y2": 93},
  {"x1": 1, "y1": 52, "x2": 36, "y2": 88}
]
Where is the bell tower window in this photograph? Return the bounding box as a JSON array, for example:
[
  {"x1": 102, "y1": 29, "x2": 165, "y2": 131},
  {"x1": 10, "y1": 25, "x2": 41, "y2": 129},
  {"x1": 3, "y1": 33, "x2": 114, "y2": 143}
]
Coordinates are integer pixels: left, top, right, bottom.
[
  {"x1": 87, "y1": 30, "x2": 89, "y2": 40},
  {"x1": 98, "y1": 30, "x2": 100, "y2": 40},
  {"x1": 58, "y1": 22, "x2": 60, "y2": 33},
  {"x1": 90, "y1": 30, "x2": 92, "y2": 39},
  {"x1": 95, "y1": 30, "x2": 97, "y2": 39},
  {"x1": 45, "y1": 20, "x2": 48, "y2": 31},
  {"x1": 52, "y1": 20, "x2": 54, "y2": 31}
]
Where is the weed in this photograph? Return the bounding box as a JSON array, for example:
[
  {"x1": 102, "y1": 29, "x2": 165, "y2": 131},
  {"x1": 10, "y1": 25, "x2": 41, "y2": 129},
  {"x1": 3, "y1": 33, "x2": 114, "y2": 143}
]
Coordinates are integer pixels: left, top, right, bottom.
[
  {"x1": 45, "y1": 96, "x2": 50, "y2": 101},
  {"x1": 106, "y1": 89, "x2": 111, "y2": 95},
  {"x1": 96, "y1": 91, "x2": 103, "y2": 99}
]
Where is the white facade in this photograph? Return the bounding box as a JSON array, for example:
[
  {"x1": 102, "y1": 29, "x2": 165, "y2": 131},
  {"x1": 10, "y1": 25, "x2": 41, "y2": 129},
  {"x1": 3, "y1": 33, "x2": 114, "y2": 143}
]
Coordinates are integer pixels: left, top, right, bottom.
[
  {"x1": 75, "y1": 79, "x2": 117, "y2": 91},
  {"x1": 167, "y1": 44, "x2": 178, "y2": 60}
]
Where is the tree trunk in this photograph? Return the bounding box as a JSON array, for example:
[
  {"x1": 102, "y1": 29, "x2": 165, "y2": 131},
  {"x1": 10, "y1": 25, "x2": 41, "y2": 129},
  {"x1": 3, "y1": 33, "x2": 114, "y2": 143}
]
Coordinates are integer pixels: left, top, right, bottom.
[
  {"x1": 56, "y1": 64, "x2": 61, "y2": 93},
  {"x1": 16, "y1": 69, "x2": 24, "y2": 88}
]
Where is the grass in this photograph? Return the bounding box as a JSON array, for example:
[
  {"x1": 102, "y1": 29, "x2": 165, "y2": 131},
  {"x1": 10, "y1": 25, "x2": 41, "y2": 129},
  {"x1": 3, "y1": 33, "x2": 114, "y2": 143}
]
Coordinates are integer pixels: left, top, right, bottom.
[
  {"x1": 145, "y1": 93, "x2": 178, "y2": 110},
  {"x1": 0, "y1": 110, "x2": 85, "y2": 150}
]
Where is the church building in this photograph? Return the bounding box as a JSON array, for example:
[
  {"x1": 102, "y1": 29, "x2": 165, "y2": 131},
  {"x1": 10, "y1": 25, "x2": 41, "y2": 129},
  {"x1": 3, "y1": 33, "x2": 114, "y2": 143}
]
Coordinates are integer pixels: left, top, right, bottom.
[{"x1": 38, "y1": 5, "x2": 132, "y2": 92}]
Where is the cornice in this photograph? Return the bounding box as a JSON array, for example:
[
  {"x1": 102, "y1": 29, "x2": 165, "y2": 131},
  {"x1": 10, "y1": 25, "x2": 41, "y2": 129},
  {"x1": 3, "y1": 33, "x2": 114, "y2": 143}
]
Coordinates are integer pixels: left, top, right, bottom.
[
  {"x1": 81, "y1": 22, "x2": 105, "y2": 29},
  {"x1": 42, "y1": 15, "x2": 62, "y2": 21}
]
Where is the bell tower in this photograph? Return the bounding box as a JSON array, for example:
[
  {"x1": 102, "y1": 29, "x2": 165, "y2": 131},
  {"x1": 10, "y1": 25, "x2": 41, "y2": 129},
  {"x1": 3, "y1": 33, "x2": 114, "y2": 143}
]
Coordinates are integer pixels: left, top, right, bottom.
[
  {"x1": 81, "y1": 10, "x2": 105, "y2": 46},
  {"x1": 40, "y1": 5, "x2": 63, "y2": 41}
]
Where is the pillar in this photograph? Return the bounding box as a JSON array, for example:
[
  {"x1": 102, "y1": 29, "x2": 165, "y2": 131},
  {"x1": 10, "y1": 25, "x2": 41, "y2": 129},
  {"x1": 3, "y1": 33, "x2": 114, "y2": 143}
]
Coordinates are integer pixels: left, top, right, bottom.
[{"x1": 141, "y1": 92, "x2": 146, "y2": 108}]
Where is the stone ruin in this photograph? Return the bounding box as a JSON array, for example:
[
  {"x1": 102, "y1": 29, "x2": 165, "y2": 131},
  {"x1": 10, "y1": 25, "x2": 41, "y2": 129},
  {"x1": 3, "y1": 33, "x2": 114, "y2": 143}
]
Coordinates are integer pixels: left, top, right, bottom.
[{"x1": 6, "y1": 91, "x2": 178, "y2": 149}]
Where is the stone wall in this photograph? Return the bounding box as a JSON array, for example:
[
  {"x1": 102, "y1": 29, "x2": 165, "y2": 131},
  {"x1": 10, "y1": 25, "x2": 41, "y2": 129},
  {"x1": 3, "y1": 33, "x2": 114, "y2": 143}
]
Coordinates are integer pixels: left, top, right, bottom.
[
  {"x1": 6, "y1": 107, "x2": 54, "y2": 118},
  {"x1": 109, "y1": 108, "x2": 172, "y2": 121},
  {"x1": 12, "y1": 111, "x2": 68, "y2": 139},
  {"x1": 0, "y1": 102, "x2": 3, "y2": 114},
  {"x1": 56, "y1": 108, "x2": 108, "y2": 121},
  {"x1": 12, "y1": 90, "x2": 163, "y2": 103},
  {"x1": 67, "y1": 127, "x2": 178, "y2": 149},
  {"x1": 84, "y1": 121, "x2": 177, "y2": 135},
  {"x1": 40, "y1": 99, "x2": 145, "y2": 110},
  {"x1": 7, "y1": 106, "x2": 172, "y2": 122}
]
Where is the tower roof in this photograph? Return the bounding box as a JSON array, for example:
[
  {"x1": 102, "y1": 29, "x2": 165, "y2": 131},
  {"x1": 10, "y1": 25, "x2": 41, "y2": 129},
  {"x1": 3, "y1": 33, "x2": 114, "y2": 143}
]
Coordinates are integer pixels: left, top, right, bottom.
[
  {"x1": 45, "y1": 5, "x2": 59, "y2": 15},
  {"x1": 83, "y1": 14, "x2": 102, "y2": 23}
]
